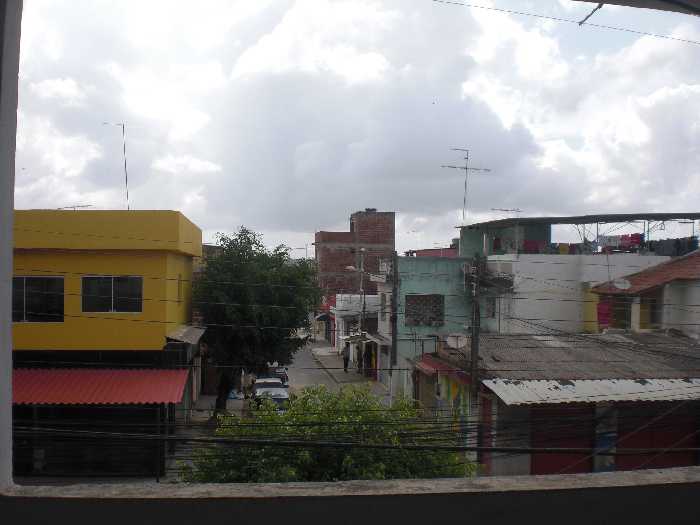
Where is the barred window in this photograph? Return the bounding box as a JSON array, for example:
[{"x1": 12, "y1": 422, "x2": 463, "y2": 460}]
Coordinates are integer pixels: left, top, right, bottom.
[{"x1": 405, "y1": 294, "x2": 444, "y2": 327}]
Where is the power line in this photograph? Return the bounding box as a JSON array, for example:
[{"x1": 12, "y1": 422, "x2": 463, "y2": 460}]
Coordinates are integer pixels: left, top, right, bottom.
[{"x1": 431, "y1": 0, "x2": 700, "y2": 46}]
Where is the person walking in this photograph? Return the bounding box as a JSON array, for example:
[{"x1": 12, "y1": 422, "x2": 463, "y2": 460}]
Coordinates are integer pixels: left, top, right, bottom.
[{"x1": 342, "y1": 343, "x2": 350, "y2": 373}]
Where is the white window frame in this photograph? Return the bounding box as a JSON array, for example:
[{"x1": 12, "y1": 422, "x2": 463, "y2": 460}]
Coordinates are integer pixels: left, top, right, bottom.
[{"x1": 81, "y1": 275, "x2": 143, "y2": 314}]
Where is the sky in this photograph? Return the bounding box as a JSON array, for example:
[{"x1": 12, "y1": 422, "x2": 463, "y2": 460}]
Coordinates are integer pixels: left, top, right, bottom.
[{"x1": 13, "y1": 0, "x2": 700, "y2": 255}]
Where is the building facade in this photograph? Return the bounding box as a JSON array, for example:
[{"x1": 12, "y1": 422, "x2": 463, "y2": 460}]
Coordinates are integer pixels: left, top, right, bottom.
[
  {"x1": 413, "y1": 332, "x2": 700, "y2": 476},
  {"x1": 314, "y1": 209, "x2": 395, "y2": 343},
  {"x1": 592, "y1": 250, "x2": 700, "y2": 338},
  {"x1": 377, "y1": 256, "x2": 471, "y2": 398},
  {"x1": 483, "y1": 253, "x2": 668, "y2": 335},
  {"x1": 11, "y1": 210, "x2": 203, "y2": 478}
]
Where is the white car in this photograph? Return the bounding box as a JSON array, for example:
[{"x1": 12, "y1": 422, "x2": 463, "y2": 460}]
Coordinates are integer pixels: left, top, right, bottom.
[
  {"x1": 252, "y1": 376, "x2": 286, "y2": 389},
  {"x1": 251, "y1": 386, "x2": 289, "y2": 411}
]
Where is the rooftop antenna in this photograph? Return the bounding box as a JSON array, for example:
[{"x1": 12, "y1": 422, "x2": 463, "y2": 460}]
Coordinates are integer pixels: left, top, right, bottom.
[
  {"x1": 103, "y1": 121, "x2": 130, "y2": 210},
  {"x1": 57, "y1": 204, "x2": 94, "y2": 210},
  {"x1": 491, "y1": 208, "x2": 522, "y2": 216},
  {"x1": 442, "y1": 148, "x2": 491, "y2": 225}
]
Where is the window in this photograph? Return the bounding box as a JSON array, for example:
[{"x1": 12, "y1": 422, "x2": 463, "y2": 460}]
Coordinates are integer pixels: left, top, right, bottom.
[
  {"x1": 82, "y1": 276, "x2": 143, "y2": 313},
  {"x1": 380, "y1": 293, "x2": 386, "y2": 321},
  {"x1": 485, "y1": 296, "x2": 496, "y2": 319},
  {"x1": 405, "y1": 294, "x2": 444, "y2": 327},
  {"x1": 12, "y1": 277, "x2": 64, "y2": 322}
]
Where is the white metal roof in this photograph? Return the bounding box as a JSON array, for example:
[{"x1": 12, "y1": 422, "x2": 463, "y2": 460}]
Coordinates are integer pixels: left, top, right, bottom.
[{"x1": 483, "y1": 378, "x2": 700, "y2": 405}]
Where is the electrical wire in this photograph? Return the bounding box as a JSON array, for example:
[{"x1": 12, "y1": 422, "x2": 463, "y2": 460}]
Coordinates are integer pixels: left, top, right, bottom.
[{"x1": 430, "y1": 0, "x2": 700, "y2": 45}]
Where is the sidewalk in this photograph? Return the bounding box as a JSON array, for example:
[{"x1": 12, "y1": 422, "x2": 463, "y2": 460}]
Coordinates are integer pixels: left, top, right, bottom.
[{"x1": 311, "y1": 345, "x2": 391, "y2": 403}]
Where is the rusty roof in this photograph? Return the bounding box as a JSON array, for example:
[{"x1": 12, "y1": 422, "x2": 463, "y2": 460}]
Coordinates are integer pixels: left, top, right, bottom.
[
  {"x1": 592, "y1": 250, "x2": 700, "y2": 295},
  {"x1": 436, "y1": 331, "x2": 700, "y2": 381}
]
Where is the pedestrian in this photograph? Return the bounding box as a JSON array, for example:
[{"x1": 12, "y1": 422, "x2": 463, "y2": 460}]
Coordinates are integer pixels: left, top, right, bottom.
[{"x1": 341, "y1": 343, "x2": 350, "y2": 373}]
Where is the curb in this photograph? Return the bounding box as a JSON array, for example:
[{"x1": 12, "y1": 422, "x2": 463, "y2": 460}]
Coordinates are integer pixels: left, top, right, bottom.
[{"x1": 310, "y1": 351, "x2": 341, "y2": 385}]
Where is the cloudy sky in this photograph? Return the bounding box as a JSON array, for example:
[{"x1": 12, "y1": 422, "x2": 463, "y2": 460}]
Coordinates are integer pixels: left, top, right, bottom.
[{"x1": 14, "y1": 0, "x2": 700, "y2": 253}]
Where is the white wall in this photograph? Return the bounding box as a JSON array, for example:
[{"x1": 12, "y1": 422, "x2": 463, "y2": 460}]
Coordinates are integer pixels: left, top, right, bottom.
[
  {"x1": 485, "y1": 254, "x2": 669, "y2": 334},
  {"x1": 663, "y1": 280, "x2": 700, "y2": 339}
]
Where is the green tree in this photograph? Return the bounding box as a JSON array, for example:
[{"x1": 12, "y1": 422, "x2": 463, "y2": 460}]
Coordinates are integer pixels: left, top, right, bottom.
[
  {"x1": 194, "y1": 228, "x2": 320, "y2": 406},
  {"x1": 182, "y1": 385, "x2": 473, "y2": 482}
]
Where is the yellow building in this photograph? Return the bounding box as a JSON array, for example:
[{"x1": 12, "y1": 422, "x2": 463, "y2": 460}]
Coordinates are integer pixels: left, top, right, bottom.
[{"x1": 12, "y1": 210, "x2": 202, "y2": 352}]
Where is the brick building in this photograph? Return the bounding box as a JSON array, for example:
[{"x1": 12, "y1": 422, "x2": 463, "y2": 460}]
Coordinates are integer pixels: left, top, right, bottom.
[{"x1": 314, "y1": 209, "x2": 395, "y2": 341}]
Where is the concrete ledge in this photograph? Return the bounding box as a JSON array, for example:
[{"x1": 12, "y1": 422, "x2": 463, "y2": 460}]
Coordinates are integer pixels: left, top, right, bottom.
[{"x1": 3, "y1": 466, "x2": 700, "y2": 499}]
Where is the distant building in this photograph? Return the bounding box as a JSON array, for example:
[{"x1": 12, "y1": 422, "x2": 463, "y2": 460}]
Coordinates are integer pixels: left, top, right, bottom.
[
  {"x1": 592, "y1": 250, "x2": 700, "y2": 338},
  {"x1": 377, "y1": 255, "x2": 471, "y2": 397},
  {"x1": 314, "y1": 209, "x2": 395, "y2": 343},
  {"x1": 404, "y1": 239, "x2": 459, "y2": 258},
  {"x1": 458, "y1": 213, "x2": 699, "y2": 335},
  {"x1": 332, "y1": 294, "x2": 384, "y2": 379},
  {"x1": 12, "y1": 209, "x2": 203, "y2": 478}
]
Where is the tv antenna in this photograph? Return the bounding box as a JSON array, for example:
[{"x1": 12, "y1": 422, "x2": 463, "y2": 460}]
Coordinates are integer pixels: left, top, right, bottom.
[{"x1": 442, "y1": 148, "x2": 491, "y2": 225}]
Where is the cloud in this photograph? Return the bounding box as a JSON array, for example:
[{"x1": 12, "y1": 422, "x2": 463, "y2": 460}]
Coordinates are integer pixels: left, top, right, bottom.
[
  {"x1": 29, "y1": 77, "x2": 88, "y2": 106},
  {"x1": 13, "y1": 0, "x2": 700, "y2": 252},
  {"x1": 152, "y1": 154, "x2": 222, "y2": 174}
]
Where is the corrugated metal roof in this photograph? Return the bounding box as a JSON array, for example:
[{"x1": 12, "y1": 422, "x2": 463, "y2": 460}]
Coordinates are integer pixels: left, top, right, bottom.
[
  {"x1": 416, "y1": 354, "x2": 469, "y2": 384},
  {"x1": 13, "y1": 368, "x2": 189, "y2": 405},
  {"x1": 440, "y1": 331, "x2": 700, "y2": 381},
  {"x1": 463, "y1": 213, "x2": 700, "y2": 230},
  {"x1": 483, "y1": 378, "x2": 700, "y2": 405},
  {"x1": 167, "y1": 325, "x2": 206, "y2": 345}
]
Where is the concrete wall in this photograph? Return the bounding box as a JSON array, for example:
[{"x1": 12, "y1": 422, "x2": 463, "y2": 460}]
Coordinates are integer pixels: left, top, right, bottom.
[
  {"x1": 663, "y1": 280, "x2": 700, "y2": 339},
  {"x1": 0, "y1": 0, "x2": 23, "y2": 489},
  {"x1": 12, "y1": 250, "x2": 183, "y2": 351},
  {"x1": 15, "y1": 210, "x2": 202, "y2": 256},
  {"x1": 3, "y1": 468, "x2": 700, "y2": 525},
  {"x1": 484, "y1": 254, "x2": 668, "y2": 334},
  {"x1": 389, "y1": 257, "x2": 470, "y2": 398}
]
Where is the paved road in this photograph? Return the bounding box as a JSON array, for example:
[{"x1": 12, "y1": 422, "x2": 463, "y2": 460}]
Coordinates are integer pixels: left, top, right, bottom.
[{"x1": 287, "y1": 345, "x2": 339, "y2": 394}]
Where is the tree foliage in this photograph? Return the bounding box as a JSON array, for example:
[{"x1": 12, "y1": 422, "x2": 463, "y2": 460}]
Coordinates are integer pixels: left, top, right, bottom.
[
  {"x1": 182, "y1": 386, "x2": 473, "y2": 483},
  {"x1": 195, "y1": 227, "x2": 321, "y2": 374}
]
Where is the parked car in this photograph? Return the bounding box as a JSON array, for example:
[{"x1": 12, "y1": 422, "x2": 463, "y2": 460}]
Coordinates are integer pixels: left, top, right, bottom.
[
  {"x1": 251, "y1": 386, "x2": 289, "y2": 412},
  {"x1": 252, "y1": 376, "x2": 286, "y2": 390},
  {"x1": 268, "y1": 366, "x2": 289, "y2": 386}
]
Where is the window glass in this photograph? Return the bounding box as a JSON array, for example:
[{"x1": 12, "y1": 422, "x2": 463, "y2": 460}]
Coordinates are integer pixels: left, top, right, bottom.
[
  {"x1": 82, "y1": 276, "x2": 113, "y2": 312},
  {"x1": 15, "y1": 277, "x2": 64, "y2": 322},
  {"x1": 114, "y1": 276, "x2": 143, "y2": 312},
  {"x1": 12, "y1": 277, "x2": 24, "y2": 322}
]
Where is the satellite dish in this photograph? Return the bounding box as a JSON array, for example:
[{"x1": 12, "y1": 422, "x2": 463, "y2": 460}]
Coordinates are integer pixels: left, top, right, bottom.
[
  {"x1": 613, "y1": 278, "x2": 631, "y2": 290},
  {"x1": 447, "y1": 334, "x2": 468, "y2": 349}
]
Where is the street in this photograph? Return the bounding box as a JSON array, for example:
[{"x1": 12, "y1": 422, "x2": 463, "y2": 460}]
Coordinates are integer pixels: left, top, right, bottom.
[{"x1": 286, "y1": 343, "x2": 340, "y2": 394}]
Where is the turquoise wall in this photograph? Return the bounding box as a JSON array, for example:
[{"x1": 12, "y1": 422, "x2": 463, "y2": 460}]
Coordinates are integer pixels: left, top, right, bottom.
[{"x1": 396, "y1": 257, "x2": 470, "y2": 363}]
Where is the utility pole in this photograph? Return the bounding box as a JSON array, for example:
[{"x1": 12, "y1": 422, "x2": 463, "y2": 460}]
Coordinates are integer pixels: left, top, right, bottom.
[
  {"x1": 442, "y1": 148, "x2": 491, "y2": 225},
  {"x1": 469, "y1": 254, "x2": 481, "y2": 404},
  {"x1": 389, "y1": 251, "x2": 399, "y2": 403},
  {"x1": 360, "y1": 248, "x2": 366, "y2": 333},
  {"x1": 390, "y1": 250, "x2": 399, "y2": 366},
  {"x1": 468, "y1": 253, "x2": 482, "y2": 463}
]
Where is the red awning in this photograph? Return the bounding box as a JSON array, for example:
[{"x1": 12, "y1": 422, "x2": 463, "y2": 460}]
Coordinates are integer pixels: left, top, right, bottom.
[
  {"x1": 414, "y1": 354, "x2": 470, "y2": 385},
  {"x1": 13, "y1": 368, "x2": 189, "y2": 405}
]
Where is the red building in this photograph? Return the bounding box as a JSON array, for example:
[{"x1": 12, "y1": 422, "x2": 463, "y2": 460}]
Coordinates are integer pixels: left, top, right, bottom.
[{"x1": 314, "y1": 209, "x2": 395, "y2": 343}]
